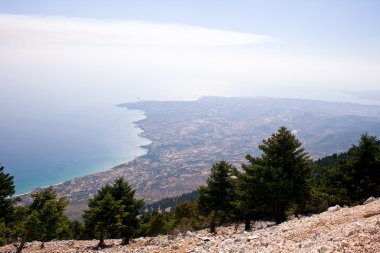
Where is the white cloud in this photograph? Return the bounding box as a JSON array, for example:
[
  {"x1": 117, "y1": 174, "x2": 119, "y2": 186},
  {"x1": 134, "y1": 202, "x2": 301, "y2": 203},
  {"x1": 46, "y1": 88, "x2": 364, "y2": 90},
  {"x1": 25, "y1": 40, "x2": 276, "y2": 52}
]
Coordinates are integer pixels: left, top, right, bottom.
[
  {"x1": 0, "y1": 14, "x2": 272, "y2": 47},
  {"x1": 0, "y1": 13, "x2": 379, "y2": 107}
]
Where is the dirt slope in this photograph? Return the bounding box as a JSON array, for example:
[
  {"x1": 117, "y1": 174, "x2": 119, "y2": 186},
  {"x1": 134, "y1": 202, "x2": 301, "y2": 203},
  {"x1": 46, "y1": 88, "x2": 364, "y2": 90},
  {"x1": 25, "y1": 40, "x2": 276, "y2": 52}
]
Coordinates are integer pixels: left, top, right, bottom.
[{"x1": 1, "y1": 198, "x2": 379, "y2": 253}]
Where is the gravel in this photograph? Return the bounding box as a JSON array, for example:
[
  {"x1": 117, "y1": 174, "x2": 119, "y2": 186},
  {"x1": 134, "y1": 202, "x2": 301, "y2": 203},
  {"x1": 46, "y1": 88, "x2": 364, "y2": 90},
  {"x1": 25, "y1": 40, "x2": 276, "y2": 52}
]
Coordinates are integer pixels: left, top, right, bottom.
[{"x1": 1, "y1": 198, "x2": 379, "y2": 253}]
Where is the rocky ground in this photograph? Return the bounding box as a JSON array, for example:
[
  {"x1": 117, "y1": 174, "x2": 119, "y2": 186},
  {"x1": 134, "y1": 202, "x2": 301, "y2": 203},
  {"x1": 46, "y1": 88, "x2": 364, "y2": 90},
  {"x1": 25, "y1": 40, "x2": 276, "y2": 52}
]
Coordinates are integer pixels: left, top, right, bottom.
[{"x1": 2, "y1": 198, "x2": 379, "y2": 253}]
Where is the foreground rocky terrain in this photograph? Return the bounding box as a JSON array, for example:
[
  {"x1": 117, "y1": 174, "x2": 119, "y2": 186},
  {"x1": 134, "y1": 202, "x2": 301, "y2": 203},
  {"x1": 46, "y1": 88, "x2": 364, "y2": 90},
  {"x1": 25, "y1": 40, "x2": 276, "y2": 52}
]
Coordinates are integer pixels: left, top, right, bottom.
[{"x1": 2, "y1": 198, "x2": 379, "y2": 253}]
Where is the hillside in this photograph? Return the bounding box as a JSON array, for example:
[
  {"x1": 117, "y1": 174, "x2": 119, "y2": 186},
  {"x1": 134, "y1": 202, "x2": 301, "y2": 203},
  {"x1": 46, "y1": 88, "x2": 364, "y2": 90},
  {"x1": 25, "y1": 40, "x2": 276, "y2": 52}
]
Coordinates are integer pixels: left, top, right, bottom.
[{"x1": 3, "y1": 198, "x2": 379, "y2": 253}]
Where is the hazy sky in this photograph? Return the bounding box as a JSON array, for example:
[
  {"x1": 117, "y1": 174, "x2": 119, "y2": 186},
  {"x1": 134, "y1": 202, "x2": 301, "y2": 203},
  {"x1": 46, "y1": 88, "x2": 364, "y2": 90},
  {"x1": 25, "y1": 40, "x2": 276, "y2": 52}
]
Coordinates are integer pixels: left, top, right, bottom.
[{"x1": 1, "y1": 0, "x2": 380, "y2": 107}]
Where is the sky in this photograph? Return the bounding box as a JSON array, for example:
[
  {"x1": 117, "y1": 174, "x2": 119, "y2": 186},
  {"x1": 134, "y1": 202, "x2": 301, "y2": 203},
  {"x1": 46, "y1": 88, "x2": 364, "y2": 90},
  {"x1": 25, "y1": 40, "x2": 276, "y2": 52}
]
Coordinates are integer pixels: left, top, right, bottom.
[
  {"x1": 0, "y1": 0, "x2": 380, "y2": 107},
  {"x1": 1, "y1": 0, "x2": 380, "y2": 107}
]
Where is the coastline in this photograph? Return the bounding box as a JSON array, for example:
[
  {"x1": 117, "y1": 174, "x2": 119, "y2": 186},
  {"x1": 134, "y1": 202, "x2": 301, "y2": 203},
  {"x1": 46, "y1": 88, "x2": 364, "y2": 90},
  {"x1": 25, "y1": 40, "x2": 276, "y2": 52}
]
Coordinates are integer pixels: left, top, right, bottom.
[
  {"x1": 130, "y1": 109, "x2": 152, "y2": 149},
  {"x1": 14, "y1": 182, "x2": 64, "y2": 198},
  {"x1": 17, "y1": 106, "x2": 152, "y2": 198}
]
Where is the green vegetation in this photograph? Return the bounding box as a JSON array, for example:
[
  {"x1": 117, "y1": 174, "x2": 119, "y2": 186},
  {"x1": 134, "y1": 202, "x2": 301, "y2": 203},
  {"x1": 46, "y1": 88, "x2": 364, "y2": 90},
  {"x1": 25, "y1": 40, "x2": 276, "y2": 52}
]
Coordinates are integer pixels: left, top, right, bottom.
[
  {"x1": 83, "y1": 191, "x2": 124, "y2": 247},
  {"x1": 83, "y1": 177, "x2": 144, "y2": 247},
  {"x1": 15, "y1": 188, "x2": 71, "y2": 253},
  {"x1": 144, "y1": 190, "x2": 199, "y2": 213},
  {"x1": 0, "y1": 164, "x2": 17, "y2": 246},
  {"x1": 172, "y1": 201, "x2": 204, "y2": 232},
  {"x1": 1, "y1": 127, "x2": 380, "y2": 247},
  {"x1": 0, "y1": 165, "x2": 15, "y2": 223},
  {"x1": 198, "y1": 161, "x2": 238, "y2": 233},
  {"x1": 240, "y1": 126, "x2": 312, "y2": 225},
  {"x1": 316, "y1": 133, "x2": 380, "y2": 206}
]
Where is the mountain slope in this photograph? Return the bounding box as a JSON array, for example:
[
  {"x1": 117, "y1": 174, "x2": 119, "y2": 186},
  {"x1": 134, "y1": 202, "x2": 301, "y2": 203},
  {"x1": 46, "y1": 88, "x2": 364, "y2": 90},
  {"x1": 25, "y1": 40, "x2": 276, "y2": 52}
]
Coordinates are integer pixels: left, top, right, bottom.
[{"x1": 3, "y1": 198, "x2": 379, "y2": 253}]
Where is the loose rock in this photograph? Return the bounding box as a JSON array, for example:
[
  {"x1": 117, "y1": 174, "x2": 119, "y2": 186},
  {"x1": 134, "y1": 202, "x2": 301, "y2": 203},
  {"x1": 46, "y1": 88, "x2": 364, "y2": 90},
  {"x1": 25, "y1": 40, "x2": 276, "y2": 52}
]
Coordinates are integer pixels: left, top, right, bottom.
[
  {"x1": 363, "y1": 196, "x2": 376, "y2": 205},
  {"x1": 1, "y1": 200, "x2": 379, "y2": 253}
]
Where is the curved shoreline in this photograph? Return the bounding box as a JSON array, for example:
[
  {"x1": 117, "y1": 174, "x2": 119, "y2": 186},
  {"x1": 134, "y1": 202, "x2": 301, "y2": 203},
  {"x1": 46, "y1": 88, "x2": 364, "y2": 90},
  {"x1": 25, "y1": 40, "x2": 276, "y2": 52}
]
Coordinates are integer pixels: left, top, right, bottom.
[{"x1": 16, "y1": 106, "x2": 152, "y2": 197}]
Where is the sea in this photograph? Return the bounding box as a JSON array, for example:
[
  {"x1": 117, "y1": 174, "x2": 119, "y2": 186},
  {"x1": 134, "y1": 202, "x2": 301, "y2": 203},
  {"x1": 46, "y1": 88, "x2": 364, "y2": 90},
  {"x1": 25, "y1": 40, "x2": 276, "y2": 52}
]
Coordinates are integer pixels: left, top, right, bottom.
[{"x1": 0, "y1": 104, "x2": 151, "y2": 195}]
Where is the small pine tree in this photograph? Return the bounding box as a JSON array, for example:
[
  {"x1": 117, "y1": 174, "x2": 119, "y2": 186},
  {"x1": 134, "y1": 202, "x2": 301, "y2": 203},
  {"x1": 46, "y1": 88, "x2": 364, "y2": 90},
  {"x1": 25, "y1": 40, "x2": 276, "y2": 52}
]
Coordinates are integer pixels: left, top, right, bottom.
[
  {"x1": 242, "y1": 126, "x2": 312, "y2": 224},
  {"x1": 16, "y1": 187, "x2": 71, "y2": 253},
  {"x1": 173, "y1": 201, "x2": 203, "y2": 233},
  {"x1": 0, "y1": 165, "x2": 17, "y2": 245},
  {"x1": 0, "y1": 165, "x2": 16, "y2": 223},
  {"x1": 83, "y1": 177, "x2": 143, "y2": 247},
  {"x1": 107, "y1": 178, "x2": 144, "y2": 245},
  {"x1": 146, "y1": 212, "x2": 168, "y2": 236},
  {"x1": 197, "y1": 161, "x2": 238, "y2": 233},
  {"x1": 235, "y1": 165, "x2": 270, "y2": 230},
  {"x1": 323, "y1": 133, "x2": 380, "y2": 205},
  {"x1": 347, "y1": 133, "x2": 380, "y2": 202},
  {"x1": 84, "y1": 192, "x2": 124, "y2": 248},
  {"x1": 69, "y1": 220, "x2": 85, "y2": 240},
  {"x1": 0, "y1": 221, "x2": 8, "y2": 246}
]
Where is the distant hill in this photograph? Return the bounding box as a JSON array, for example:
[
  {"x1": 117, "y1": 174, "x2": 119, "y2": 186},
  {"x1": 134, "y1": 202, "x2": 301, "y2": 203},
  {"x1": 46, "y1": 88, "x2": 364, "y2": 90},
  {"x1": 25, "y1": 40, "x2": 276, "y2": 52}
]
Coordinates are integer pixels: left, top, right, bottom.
[{"x1": 122, "y1": 96, "x2": 380, "y2": 159}]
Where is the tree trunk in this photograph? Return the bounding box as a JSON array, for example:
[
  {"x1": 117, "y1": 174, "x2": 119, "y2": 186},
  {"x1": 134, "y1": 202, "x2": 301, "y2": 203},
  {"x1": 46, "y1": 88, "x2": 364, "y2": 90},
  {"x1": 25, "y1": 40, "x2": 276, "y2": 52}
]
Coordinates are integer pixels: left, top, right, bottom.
[
  {"x1": 275, "y1": 212, "x2": 286, "y2": 224},
  {"x1": 121, "y1": 234, "x2": 131, "y2": 245},
  {"x1": 210, "y1": 211, "x2": 217, "y2": 234},
  {"x1": 244, "y1": 218, "x2": 251, "y2": 231},
  {"x1": 16, "y1": 228, "x2": 30, "y2": 253},
  {"x1": 98, "y1": 228, "x2": 105, "y2": 248},
  {"x1": 274, "y1": 202, "x2": 286, "y2": 224}
]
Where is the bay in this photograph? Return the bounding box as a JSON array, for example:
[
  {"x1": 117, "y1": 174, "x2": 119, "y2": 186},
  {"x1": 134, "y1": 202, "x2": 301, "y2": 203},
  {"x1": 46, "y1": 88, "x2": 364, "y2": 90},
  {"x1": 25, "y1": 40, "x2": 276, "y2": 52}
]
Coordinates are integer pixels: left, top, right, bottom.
[{"x1": 0, "y1": 104, "x2": 150, "y2": 195}]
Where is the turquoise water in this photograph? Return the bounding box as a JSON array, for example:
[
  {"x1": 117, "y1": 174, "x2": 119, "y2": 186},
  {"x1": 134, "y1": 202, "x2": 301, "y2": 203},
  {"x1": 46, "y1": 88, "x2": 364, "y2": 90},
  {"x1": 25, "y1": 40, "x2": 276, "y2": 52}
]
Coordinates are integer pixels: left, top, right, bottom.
[{"x1": 0, "y1": 105, "x2": 150, "y2": 195}]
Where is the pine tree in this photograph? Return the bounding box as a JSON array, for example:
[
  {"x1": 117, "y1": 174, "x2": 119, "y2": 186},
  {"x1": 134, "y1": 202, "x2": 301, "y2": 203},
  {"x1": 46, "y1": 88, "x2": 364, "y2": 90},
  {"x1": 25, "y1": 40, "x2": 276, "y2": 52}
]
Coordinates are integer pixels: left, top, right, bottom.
[
  {"x1": 69, "y1": 220, "x2": 84, "y2": 240},
  {"x1": 0, "y1": 165, "x2": 15, "y2": 223},
  {"x1": 83, "y1": 192, "x2": 124, "y2": 248},
  {"x1": 16, "y1": 187, "x2": 71, "y2": 253},
  {"x1": 321, "y1": 133, "x2": 380, "y2": 205},
  {"x1": 0, "y1": 165, "x2": 17, "y2": 245},
  {"x1": 242, "y1": 126, "x2": 312, "y2": 224},
  {"x1": 323, "y1": 133, "x2": 380, "y2": 205},
  {"x1": 146, "y1": 212, "x2": 168, "y2": 236},
  {"x1": 172, "y1": 201, "x2": 204, "y2": 233},
  {"x1": 83, "y1": 177, "x2": 143, "y2": 246},
  {"x1": 197, "y1": 161, "x2": 238, "y2": 233},
  {"x1": 107, "y1": 177, "x2": 144, "y2": 245},
  {"x1": 347, "y1": 133, "x2": 380, "y2": 202},
  {"x1": 235, "y1": 163, "x2": 269, "y2": 230}
]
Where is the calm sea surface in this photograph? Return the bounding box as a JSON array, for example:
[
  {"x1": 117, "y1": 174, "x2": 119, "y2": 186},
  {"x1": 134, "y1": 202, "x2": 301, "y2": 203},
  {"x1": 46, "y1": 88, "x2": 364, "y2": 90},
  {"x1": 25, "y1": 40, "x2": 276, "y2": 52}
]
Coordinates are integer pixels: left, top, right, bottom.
[{"x1": 0, "y1": 105, "x2": 150, "y2": 194}]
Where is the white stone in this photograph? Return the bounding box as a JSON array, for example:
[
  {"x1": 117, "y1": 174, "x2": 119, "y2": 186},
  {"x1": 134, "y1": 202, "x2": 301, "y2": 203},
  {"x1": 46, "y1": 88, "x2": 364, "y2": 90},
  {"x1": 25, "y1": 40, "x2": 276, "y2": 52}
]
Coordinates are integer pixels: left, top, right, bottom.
[
  {"x1": 327, "y1": 205, "x2": 341, "y2": 212},
  {"x1": 247, "y1": 235, "x2": 260, "y2": 241},
  {"x1": 318, "y1": 245, "x2": 331, "y2": 253},
  {"x1": 364, "y1": 196, "x2": 376, "y2": 205}
]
